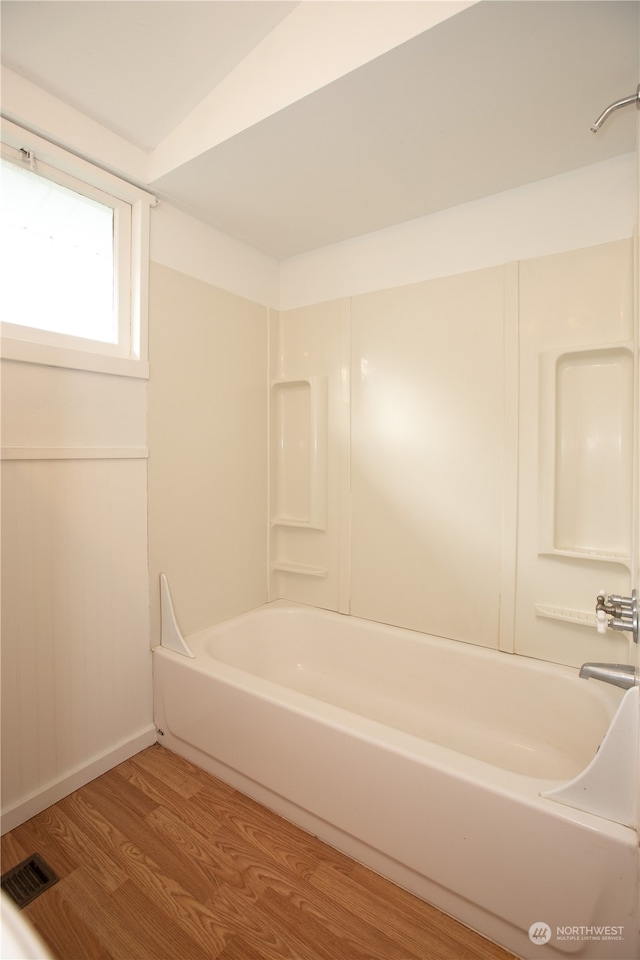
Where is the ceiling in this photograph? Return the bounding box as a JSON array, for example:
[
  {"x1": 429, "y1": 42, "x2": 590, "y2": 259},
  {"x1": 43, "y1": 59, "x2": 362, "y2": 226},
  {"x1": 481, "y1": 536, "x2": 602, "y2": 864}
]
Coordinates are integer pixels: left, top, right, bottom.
[{"x1": 1, "y1": 1, "x2": 638, "y2": 260}]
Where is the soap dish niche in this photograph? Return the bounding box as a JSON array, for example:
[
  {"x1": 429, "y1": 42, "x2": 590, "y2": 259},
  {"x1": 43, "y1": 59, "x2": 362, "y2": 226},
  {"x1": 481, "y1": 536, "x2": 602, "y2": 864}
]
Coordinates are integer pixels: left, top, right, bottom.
[
  {"x1": 270, "y1": 377, "x2": 328, "y2": 532},
  {"x1": 538, "y1": 343, "x2": 633, "y2": 566}
]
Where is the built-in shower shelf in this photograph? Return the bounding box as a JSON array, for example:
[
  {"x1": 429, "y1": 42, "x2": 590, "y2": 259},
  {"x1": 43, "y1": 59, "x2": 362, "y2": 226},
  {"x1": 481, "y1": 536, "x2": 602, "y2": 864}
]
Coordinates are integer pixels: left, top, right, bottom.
[
  {"x1": 538, "y1": 546, "x2": 632, "y2": 566},
  {"x1": 534, "y1": 604, "x2": 596, "y2": 627},
  {"x1": 1, "y1": 446, "x2": 148, "y2": 460},
  {"x1": 271, "y1": 515, "x2": 324, "y2": 530},
  {"x1": 270, "y1": 376, "x2": 328, "y2": 532},
  {"x1": 270, "y1": 560, "x2": 328, "y2": 578},
  {"x1": 538, "y1": 342, "x2": 633, "y2": 567}
]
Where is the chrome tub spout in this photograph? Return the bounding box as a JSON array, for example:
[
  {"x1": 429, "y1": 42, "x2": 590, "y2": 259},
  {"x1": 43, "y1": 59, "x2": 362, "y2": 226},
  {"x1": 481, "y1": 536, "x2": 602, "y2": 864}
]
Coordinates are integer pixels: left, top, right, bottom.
[{"x1": 579, "y1": 662, "x2": 638, "y2": 690}]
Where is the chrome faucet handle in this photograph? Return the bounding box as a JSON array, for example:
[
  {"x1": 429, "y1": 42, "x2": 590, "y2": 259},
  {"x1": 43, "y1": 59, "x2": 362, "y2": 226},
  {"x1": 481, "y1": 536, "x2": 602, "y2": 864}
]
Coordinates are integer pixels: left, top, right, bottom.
[
  {"x1": 595, "y1": 589, "x2": 638, "y2": 644},
  {"x1": 596, "y1": 592, "x2": 624, "y2": 617}
]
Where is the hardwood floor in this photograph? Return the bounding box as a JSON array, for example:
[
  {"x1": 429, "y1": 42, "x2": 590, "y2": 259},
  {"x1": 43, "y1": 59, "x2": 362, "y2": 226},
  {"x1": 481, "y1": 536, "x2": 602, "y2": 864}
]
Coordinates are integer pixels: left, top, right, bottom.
[{"x1": 1, "y1": 745, "x2": 517, "y2": 960}]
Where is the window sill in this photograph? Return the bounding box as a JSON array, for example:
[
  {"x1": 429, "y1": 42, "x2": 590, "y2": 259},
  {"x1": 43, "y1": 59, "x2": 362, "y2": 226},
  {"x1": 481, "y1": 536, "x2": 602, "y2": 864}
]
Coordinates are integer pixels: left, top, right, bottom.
[{"x1": 1, "y1": 337, "x2": 149, "y2": 379}]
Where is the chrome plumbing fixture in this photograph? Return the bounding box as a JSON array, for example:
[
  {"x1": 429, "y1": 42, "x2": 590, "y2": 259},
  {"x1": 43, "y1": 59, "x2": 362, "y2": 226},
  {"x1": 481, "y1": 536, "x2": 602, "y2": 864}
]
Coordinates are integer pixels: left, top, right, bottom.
[
  {"x1": 591, "y1": 84, "x2": 640, "y2": 132},
  {"x1": 579, "y1": 662, "x2": 638, "y2": 691},
  {"x1": 595, "y1": 589, "x2": 638, "y2": 644}
]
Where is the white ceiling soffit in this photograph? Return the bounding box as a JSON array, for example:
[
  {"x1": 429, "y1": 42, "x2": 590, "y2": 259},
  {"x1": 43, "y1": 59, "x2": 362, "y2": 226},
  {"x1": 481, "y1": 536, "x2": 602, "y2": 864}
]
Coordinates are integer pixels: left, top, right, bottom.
[
  {"x1": 1, "y1": 1, "x2": 638, "y2": 260},
  {"x1": 0, "y1": 0, "x2": 300, "y2": 150}
]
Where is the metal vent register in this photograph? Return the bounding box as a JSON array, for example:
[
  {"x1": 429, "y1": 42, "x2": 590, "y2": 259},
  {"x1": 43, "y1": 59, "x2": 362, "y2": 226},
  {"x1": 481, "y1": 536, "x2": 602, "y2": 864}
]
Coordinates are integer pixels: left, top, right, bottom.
[{"x1": 1, "y1": 854, "x2": 58, "y2": 908}]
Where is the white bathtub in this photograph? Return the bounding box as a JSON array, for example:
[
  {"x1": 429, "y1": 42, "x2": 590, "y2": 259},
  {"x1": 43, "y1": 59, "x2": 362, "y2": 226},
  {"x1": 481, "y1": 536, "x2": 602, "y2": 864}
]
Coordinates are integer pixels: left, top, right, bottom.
[{"x1": 153, "y1": 597, "x2": 639, "y2": 960}]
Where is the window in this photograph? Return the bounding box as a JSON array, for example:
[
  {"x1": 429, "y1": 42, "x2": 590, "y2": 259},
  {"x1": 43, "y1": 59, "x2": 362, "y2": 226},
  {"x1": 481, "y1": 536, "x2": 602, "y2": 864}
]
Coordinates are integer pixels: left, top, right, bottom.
[
  {"x1": 1, "y1": 151, "x2": 120, "y2": 347},
  {"x1": 0, "y1": 121, "x2": 153, "y2": 377}
]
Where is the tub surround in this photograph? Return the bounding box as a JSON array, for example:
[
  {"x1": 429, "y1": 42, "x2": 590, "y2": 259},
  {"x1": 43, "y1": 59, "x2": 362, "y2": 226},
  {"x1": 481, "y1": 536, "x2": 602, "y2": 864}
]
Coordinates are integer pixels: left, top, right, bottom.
[{"x1": 269, "y1": 239, "x2": 636, "y2": 673}]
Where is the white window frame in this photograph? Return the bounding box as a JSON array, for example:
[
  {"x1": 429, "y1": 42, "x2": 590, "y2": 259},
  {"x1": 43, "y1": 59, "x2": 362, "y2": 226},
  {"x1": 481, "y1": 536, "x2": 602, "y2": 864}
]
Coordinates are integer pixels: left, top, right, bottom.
[{"x1": 1, "y1": 120, "x2": 154, "y2": 378}]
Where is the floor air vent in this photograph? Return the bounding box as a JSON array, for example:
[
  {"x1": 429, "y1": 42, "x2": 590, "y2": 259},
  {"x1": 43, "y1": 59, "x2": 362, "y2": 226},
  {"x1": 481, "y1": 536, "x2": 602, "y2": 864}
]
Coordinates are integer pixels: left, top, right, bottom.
[{"x1": 1, "y1": 854, "x2": 59, "y2": 908}]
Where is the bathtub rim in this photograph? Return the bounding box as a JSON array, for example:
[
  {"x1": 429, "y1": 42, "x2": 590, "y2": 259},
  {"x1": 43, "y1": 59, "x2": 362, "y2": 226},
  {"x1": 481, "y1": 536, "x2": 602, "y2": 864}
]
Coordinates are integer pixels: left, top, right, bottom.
[
  {"x1": 161, "y1": 593, "x2": 624, "y2": 770},
  {"x1": 158, "y1": 587, "x2": 632, "y2": 830},
  {"x1": 181, "y1": 597, "x2": 624, "y2": 707},
  {"x1": 153, "y1": 639, "x2": 635, "y2": 843}
]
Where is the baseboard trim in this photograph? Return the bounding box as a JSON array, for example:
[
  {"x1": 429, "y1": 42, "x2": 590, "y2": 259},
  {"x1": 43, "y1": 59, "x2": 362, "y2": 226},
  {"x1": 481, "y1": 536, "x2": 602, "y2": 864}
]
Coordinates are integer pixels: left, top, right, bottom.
[{"x1": 1, "y1": 726, "x2": 158, "y2": 834}]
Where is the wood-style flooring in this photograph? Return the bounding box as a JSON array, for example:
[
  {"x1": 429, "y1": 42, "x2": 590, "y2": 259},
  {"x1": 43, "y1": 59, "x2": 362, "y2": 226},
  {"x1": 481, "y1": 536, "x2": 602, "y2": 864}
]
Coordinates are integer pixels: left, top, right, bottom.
[{"x1": 1, "y1": 745, "x2": 518, "y2": 960}]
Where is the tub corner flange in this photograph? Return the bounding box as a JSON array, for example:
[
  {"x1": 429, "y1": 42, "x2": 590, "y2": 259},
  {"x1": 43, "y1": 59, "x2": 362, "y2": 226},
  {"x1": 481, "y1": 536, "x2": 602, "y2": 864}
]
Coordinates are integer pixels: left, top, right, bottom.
[
  {"x1": 159, "y1": 573, "x2": 195, "y2": 658},
  {"x1": 542, "y1": 685, "x2": 638, "y2": 828}
]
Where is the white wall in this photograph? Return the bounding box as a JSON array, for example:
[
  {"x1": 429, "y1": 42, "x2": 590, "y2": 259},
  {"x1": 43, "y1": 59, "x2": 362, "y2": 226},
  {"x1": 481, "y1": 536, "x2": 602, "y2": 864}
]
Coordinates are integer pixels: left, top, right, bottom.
[
  {"x1": 147, "y1": 202, "x2": 274, "y2": 643},
  {"x1": 280, "y1": 154, "x2": 636, "y2": 310},
  {"x1": 1, "y1": 361, "x2": 155, "y2": 831},
  {"x1": 150, "y1": 202, "x2": 279, "y2": 309},
  {"x1": 0, "y1": 194, "x2": 273, "y2": 831},
  {"x1": 148, "y1": 260, "x2": 269, "y2": 642}
]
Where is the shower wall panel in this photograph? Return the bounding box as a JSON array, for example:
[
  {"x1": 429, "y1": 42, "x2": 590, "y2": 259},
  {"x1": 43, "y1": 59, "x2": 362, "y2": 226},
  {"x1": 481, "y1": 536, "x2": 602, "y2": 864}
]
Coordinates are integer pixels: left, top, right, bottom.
[
  {"x1": 272, "y1": 239, "x2": 635, "y2": 668},
  {"x1": 148, "y1": 262, "x2": 268, "y2": 641},
  {"x1": 269, "y1": 299, "x2": 350, "y2": 612},
  {"x1": 350, "y1": 267, "x2": 506, "y2": 647},
  {"x1": 516, "y1": 239, "x2": 635, "y2": 667}
]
